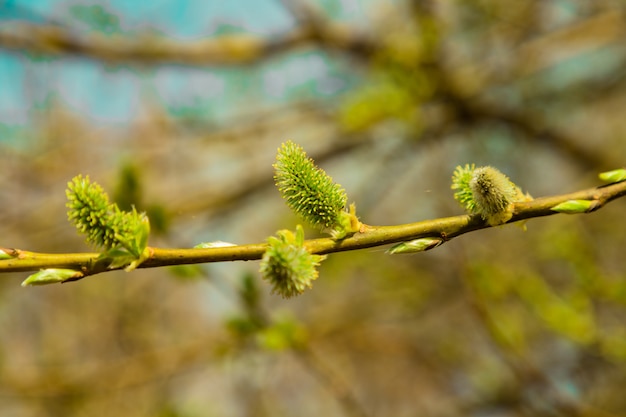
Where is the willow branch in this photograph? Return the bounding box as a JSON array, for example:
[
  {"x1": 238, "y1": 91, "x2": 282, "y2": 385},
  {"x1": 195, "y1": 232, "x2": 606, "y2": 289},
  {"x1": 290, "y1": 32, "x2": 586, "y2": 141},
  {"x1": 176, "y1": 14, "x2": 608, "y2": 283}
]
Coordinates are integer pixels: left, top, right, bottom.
[
  {"x1": 456, "y1": 98, "x2": 614, "y2": 170},
  {"x1": 1, "y1": 179, "x2": 624, "y2": 278},
  {"x1": 0, "y1": 21, "x2": 375, "y2": 66}
]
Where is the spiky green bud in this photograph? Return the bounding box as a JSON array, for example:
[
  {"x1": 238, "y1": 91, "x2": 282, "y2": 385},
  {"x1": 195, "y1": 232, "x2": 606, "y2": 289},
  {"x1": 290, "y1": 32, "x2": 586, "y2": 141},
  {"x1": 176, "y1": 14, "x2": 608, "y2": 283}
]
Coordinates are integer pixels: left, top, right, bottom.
[
  {"x1": 259, "y1": 225, "x2": 326, "y2": 298},
  {"x1": 451, "y1": 164, "x2": 477, "y2": 212},
  {"x1": 66, "y1": 175, "x2": 150, "y2": 267},
  {"x1": 274, "y1": 141, "x2": 360, "y2": 239},
  {"x1": 66, "y1": 175, "x2": 116, "y2": 248}
]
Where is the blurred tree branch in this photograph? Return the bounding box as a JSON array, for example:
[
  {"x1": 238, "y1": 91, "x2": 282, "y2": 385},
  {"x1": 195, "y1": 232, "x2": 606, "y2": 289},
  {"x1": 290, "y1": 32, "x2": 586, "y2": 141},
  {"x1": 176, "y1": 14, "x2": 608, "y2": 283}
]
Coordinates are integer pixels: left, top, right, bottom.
[
  {"x1": 438, "y1": 85, "x2": 615, "y2": 170},
  {"x1": 2, "y1": 2, "x2": 621, "y2": 175},
  {"x1": 0, "y1": 19, "x2": 375, "y2": 65}
]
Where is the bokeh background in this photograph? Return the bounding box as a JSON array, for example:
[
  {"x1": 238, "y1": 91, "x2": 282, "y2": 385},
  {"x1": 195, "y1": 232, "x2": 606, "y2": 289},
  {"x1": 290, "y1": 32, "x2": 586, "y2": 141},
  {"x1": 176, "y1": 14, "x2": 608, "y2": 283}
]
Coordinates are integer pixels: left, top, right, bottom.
[{"x1": 1, "y1": 1, "x2": 626, "y2": 416}]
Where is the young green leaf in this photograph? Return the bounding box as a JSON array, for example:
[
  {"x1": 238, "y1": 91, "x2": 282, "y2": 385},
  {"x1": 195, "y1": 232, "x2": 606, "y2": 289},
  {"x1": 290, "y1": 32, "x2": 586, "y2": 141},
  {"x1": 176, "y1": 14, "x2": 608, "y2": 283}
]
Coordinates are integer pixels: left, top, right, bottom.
[
  {"x1": 387, "y1": 237, "x2": 443, "y2": 254},
  {"x1": 21, "y1": 269, "x2": 84, "y2": 286},
  {"x1": 551, "y1": 199, "x2": 596, "y2": 214},
  {"x1": 0, "y1": 248, "x2": 16, "y2": 260},
  {"x1": 599, "y1": 169, "x2": 626, "y2": 184}
]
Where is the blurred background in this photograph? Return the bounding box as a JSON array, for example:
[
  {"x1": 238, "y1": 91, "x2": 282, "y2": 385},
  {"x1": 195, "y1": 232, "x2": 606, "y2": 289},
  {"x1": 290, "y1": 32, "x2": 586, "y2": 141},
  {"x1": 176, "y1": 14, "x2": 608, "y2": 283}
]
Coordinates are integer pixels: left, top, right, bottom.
[{"x1": 1, "y1": 0, "x2": 626, "y2": 416}]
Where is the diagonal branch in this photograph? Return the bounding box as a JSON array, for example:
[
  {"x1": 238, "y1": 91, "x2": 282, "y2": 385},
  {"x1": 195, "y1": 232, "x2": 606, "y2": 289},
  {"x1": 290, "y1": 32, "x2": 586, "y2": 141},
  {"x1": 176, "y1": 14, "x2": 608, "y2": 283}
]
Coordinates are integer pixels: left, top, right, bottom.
[
  {"x1": 0, "y1": 20, "x2": 375, "y2": 66},
  {"x1": 1, "y1": 179, "x2": 625, "y2": 279}
]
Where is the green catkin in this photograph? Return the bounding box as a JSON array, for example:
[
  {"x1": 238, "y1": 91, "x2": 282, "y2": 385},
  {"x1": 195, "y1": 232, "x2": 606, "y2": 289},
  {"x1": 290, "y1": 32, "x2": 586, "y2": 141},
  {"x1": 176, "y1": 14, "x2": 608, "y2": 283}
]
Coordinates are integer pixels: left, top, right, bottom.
[
  {"x1": 274, "y1": 141, "x2": 360, "y2": 238},
  {"x1": 259, "y1": 225, "x2": 326, "y2": 298},
  {"x1": 469, "y1": 167, "x2": 520, "y2": 226},
  {"x1": 66, "y1": 175, "x2": 118, "y2": 249},
  {"x1": 274, "y1": 141, "x2": 347, "y2": 229},
  {"x1": 66, "y1": 175, "x2": 149, "y2": 256},
  {"x1": 452, "y1": 165, "x2": 531, "y2": 226}
]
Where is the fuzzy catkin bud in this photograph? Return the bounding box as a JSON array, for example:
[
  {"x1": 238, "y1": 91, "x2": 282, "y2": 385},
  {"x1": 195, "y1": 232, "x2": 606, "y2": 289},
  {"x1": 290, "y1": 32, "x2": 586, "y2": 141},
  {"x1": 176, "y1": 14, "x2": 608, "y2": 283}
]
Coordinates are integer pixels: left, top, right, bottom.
[
  {"x1": 260, "y1": 225, "x2": 326, "y2": 298},
  {"x1": 452, "y1": 165, "x2": 531, "y2": 226},
  {"x1": 469, "y1": 167, "x2": 520, "y2": 226}
]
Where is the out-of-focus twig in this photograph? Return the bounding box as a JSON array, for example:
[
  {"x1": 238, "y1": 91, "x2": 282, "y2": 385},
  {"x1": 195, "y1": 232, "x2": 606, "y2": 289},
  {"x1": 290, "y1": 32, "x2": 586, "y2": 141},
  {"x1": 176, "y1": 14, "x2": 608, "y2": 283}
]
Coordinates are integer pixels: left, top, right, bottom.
[
  {"x1": 438, "y1": 83, "x2": 615, "y2": 170},
  {"x1": 0, "y1": 20, "x2": 376, "y2": 65}
]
